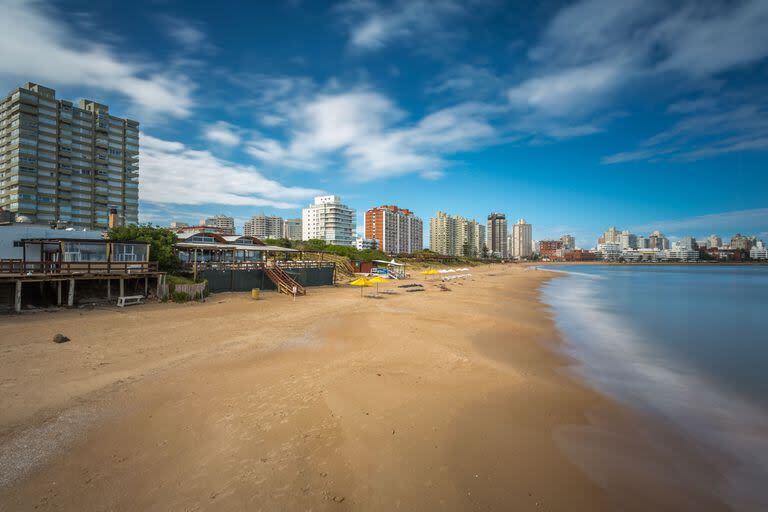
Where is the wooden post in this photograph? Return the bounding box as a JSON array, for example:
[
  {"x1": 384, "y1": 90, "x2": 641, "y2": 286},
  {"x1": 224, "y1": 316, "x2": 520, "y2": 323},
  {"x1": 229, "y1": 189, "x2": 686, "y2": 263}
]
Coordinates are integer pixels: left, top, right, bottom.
[
  {"x1": 67, "y1": 279, "x2": 75, "y2": 307},
  {"x1": 156, "y1": 274, "x2": 162, "y2": 299},
  {"x1": 144, "y1": 276, "x2": 148, "y2": 296},
  {"x1": 57, "y1": 280, "x2": 62, "y2": 306},
  {"x1": 193, "y1": 249, "x2": 198, "y2": 282},
  {"x1": 119, "y1": 278, "x2": 124, "y2": 297},
  {"x1": 14, "y1": 281, "x2": 22, "y2": 313},
  {"x1": 107, "y1": 279, "x2": 111, "y2": 299}
]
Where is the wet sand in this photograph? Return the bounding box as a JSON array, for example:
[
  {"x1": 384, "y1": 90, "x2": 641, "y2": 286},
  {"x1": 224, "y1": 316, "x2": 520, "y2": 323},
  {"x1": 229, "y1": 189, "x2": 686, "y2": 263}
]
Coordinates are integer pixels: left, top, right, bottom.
[{"x1": 0, "y1": 266, "x2": 730, "y2": 510}]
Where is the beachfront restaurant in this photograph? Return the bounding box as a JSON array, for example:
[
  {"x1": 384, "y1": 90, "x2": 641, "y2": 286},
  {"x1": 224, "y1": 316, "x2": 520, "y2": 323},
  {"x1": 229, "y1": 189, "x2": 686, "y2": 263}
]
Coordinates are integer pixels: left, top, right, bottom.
[
  {"x1": 3, "y1": 237, "x2": 153, "y2": 274},
  {"x1": 174, "y1": 231, "x2": 298, "y2": 269},
  {"x1": 0, "y1": 235, "x2": 162, "y2": 312}
]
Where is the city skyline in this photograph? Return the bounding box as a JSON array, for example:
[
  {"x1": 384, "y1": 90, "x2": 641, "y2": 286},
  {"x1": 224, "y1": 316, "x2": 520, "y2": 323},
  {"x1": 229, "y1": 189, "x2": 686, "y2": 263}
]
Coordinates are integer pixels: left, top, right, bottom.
[{"x1": 1, "y1": 1, "x2": 766, "y2": 245}]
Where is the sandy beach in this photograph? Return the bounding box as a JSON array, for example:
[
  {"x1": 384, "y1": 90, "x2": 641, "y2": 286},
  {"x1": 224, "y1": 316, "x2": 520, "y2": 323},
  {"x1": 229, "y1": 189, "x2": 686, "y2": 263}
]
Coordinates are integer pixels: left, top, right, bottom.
[{"x1": 0, "y1": 265, "x2": 730, "y2": 511}]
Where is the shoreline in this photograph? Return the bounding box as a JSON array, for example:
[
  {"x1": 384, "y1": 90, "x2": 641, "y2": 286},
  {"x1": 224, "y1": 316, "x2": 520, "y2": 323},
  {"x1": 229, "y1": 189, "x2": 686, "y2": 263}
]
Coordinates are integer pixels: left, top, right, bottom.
[{"x1": 0, "y1": 266, "x2": 730, "y2": 510}]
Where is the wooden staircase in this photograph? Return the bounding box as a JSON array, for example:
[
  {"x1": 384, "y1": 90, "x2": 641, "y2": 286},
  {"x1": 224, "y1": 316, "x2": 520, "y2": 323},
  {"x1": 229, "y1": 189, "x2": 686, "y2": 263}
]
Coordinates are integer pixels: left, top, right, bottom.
[{"x1": 265, "y1": 266, "x2": 306, "y2": 296}]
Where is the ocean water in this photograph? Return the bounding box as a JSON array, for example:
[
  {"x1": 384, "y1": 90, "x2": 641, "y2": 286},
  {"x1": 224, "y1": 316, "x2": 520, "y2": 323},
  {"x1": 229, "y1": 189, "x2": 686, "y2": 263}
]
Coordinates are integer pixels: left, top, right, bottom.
[{"x1": 540, "y1": 265, "x2": 768, "y2": 510}]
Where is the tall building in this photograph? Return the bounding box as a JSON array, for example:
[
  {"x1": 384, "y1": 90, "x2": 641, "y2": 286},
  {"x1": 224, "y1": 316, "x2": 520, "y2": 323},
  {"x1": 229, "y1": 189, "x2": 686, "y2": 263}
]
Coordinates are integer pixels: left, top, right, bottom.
[
  {"x1": 282, "y1": 218, "x2": 302, "y2": 241},
  {"x1": 648, "y1": 230, "x2": 670, "y2": 250},
  {"x1": 203, "y1": 215, "x2": 235, "y2": 235},
  {"x1": 560, "y1": 234, "x2": 576, "y2": 251},
  {"x1": 707, "y1": 234, "x2": 723, "y2": 248},
  {"x1": 619, "y1": 230, "x2": 638, "y2": 250},
  {"x1": 365, "y1": 205, "x2": 423, "y2": 254},
  {"x1": 729, "y1": 233, "x2": 754, "y2": 251},
  {"x1": 601, "y1": 226, "x2": 621, "y2": 245},
  {"x1": 302, "y1": 195, "x2": 355, "y2": 246},
  {"x1": 243, "y1": 214, "x2": 283, "y2": 239},
  {"x1": 0, "y1": 82, "x2": 139, "y2": 228},
  {"x1": 677, "y1": 236, "x2": 697, "y2": 250},
  {"x1": 486, "y1": 212, "x2": 508, "y2": 258},
  {"x1": 429, "y1": 211, "x2": 484, "y2": 257},
  {"x1": 511, "y1": 218, "x2": 533, "y2": 259},
  {"x1": 430, "y1": 211, "x2": 457, "y2": 256}
]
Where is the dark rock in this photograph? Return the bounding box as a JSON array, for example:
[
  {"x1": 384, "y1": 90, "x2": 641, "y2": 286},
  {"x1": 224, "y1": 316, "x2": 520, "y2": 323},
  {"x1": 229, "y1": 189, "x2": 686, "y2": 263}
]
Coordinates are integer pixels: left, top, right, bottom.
[{"x1": 53, "y1": 333, "x2": 70, "y2": 344}]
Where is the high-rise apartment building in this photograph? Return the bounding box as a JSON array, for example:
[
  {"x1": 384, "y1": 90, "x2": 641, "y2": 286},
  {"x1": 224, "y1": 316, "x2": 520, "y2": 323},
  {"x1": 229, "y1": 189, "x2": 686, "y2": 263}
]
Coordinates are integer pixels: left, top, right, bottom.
[
  {"x1": 486, "y1": 212, "x2": 508, "y2": 258},
  {"x1": 282, "y1": 218, "x2": 302, "y2": 241},
  {"x1": 511, "y1": 218, "x2": 533, "y2": 259},
  {"x1": 560, "y1": 234, "x2": 576, "y2": 250},
  {"x1": 429, "y1": 211, "x2": 485, "y2": 257},
  {"x1": 601, "y1": 226, "x2": 621, "y2": 245},
  {"x1": 729, "y1": 233, "x2": 754, "y2": 251},
  {"x1": 648, "y1": 230, "x2": 670, "y2": 250},
  {"x1": 707, "y1": 234, "x2": 722, "y2": 248},
  {"x1": 0, "y1": 82, "x2": 139, "y2": 228},
  {"x1": 203, "y1": 215, "x2": 235, "y2": 235},
  {"x1": 243, "y1": 214, "x2": 283, "y2": 239},
  {"x1": 619, "y1": 230, "x2": 638, "y2": 250},
  {"x1": 364, "y1": 205, "x2": 423, "y2": 254},
  {"x1": 302, "y1": 195, "x2": 355, "y2": 246}
]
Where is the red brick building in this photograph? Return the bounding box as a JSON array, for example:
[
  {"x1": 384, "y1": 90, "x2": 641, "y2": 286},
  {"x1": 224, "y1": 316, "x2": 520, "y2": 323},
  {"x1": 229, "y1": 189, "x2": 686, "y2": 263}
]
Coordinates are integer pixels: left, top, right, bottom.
[
  {"x1": 539, "y1": 240, "x2": 564, "y2": 260},
  {"x1": 364, "y1": 205, "x2": 423, "y2": 254}
]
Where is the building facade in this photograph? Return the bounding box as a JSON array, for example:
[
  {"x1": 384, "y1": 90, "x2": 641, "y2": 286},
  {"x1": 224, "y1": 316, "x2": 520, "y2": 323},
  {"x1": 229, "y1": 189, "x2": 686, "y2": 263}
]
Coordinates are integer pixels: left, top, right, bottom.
[
  {"x1": 282, "y1": 218, "x2": 302, "y2": 241},
  {"x1": 707, "y1": 234, "x2": 723, "y2": 248},
  {"x1": 560, "y1": 234, "x2": 575, "y2": 251},
  {"x1": 302, "y1": 195, "x2": 355, "y2": 246},
  {"x1": 203, "y1": 215, "x2": 235, "y2": 235},
  {"x1": 539, "y1": 240, "x2": 564, "y2": 260},
  {"x1": 486, "y1": 212, "x2": 508, "y2": 258},
  {"x1": 354, "y1": 237, "x2": 378, "y2": 251},
  {"x1": 364, "y1": 205, "x2": 423, "y2": 254},
  {"x1": 243, "y1": 214, "x2": 283, "y2": 239},
  {"x1": 0, "y1": 82, "x2": 139, "y2": 229},
  {"x1": 429, "y1": 211, "x2": 485, "y2": 257},
  {"x1": 511, "y1": 218, "x2": 533, "y2": 259},
  {"x1": 619, "y1": 230, "x2": 638, "y2": 250}
]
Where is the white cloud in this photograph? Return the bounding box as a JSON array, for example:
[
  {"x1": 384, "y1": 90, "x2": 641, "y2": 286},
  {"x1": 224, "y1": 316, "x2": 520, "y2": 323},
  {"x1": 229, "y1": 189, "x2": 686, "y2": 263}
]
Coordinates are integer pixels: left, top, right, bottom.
[
  {"x1": 507, "y1": 62, "x2": 625, "y2": 116},
  {"x1": 203, "y1": 121, "x2": 241, "y2": 146},
  {"x1": 0, "y1": 1, "x2": 194, "y2": 118},
  {"x1": 508, "y1": 0, "x2": 768, "y2": 143},
  {"x1": 140, "y1": 134, "x2": 323, "y2": 208},
  {"x1": 604, "y1": 99, "x2": 768, "y2": 164},
  {"x1": 245, "y1": 90, "x2": 499, "y2": 181},
  {"x1": 337, "y1": 0, "x2": 482, "y2": 54}
]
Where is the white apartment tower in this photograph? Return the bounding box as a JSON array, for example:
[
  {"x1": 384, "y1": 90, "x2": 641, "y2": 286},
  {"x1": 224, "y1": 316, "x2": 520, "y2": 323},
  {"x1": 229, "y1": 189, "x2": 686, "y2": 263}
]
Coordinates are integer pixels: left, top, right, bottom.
[
  {"x1": 0, "y1": 82, "x2": 139, "y2": 228},
  {"x1": 243, "y1": 214, "x2": 283, "y2": 239},
  {"x1": 512, "y1": 218, "x2": 533, "y2": 259},
  {"x1": 302, "y1": 195, "x2": 356, "y2": 246}
]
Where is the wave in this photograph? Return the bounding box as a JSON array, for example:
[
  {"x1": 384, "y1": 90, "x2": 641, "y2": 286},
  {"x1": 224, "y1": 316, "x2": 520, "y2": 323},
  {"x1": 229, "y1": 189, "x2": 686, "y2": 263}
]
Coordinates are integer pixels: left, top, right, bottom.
[{"x1": 543, "y1": 274, "x2": 768, "y2": 511}]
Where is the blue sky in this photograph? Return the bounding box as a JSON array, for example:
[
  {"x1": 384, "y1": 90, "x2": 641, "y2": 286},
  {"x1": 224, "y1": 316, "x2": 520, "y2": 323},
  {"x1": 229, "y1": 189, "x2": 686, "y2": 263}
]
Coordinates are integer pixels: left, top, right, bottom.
[{"x1": 1, "y1": 0, "x2": 767, "y2": 247}]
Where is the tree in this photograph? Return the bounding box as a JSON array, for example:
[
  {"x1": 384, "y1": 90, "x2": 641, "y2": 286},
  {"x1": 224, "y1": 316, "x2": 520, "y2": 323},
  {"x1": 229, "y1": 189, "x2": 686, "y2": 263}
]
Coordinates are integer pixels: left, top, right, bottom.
[
  {"x1": 263, "y1": 237, "x2": 293, "y2": 248},
  {"x1": 300, "y1": 239, "x2": 328, "y2": 252},
  {"x1": 108, "y1": 224, "x2": 181, "y2": 273}
]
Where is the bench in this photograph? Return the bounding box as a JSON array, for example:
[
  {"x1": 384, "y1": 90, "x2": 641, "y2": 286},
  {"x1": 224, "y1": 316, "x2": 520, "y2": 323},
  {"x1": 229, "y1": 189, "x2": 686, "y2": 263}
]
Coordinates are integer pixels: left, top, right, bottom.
[{"x1": 117, "y1": 295, "x2": 144, "y2": 307}]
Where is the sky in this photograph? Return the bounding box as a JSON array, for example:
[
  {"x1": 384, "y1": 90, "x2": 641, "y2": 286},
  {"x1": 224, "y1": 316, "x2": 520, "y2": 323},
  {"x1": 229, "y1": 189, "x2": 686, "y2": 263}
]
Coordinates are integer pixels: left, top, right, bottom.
[{"x1": 1, "y1": 0, "x2": 767, "y2": 248}]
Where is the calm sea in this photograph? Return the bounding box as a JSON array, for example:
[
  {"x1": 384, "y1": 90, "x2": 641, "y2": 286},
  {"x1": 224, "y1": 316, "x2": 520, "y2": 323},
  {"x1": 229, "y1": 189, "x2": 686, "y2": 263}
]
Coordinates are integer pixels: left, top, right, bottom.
[{"x1": 540, "y1": 265, "x2": 768, "y2": 510}]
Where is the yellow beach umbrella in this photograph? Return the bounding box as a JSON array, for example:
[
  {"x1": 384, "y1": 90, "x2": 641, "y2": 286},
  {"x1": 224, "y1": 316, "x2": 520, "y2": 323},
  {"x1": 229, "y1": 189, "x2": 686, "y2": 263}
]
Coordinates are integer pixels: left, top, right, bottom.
[
  {"x1": 420, "y1": 268, "x2": 439, "y2": 280},
  {"x1": 368, "y1": 275, "x2": 386, "y2": 295},
  {"x1": 350, "y1": 277, "x2": 372, "y2": 297}
]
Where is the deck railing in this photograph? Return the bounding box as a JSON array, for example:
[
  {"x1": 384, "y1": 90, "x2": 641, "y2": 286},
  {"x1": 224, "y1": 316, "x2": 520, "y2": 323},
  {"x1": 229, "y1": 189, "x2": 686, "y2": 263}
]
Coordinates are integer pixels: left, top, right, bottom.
[
  {"x1": 181, "y1": 260, "x2": 335, "y2": 272},
  {"x1": 0, "y1": 259, "x2": 159, "y2": 275}
]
